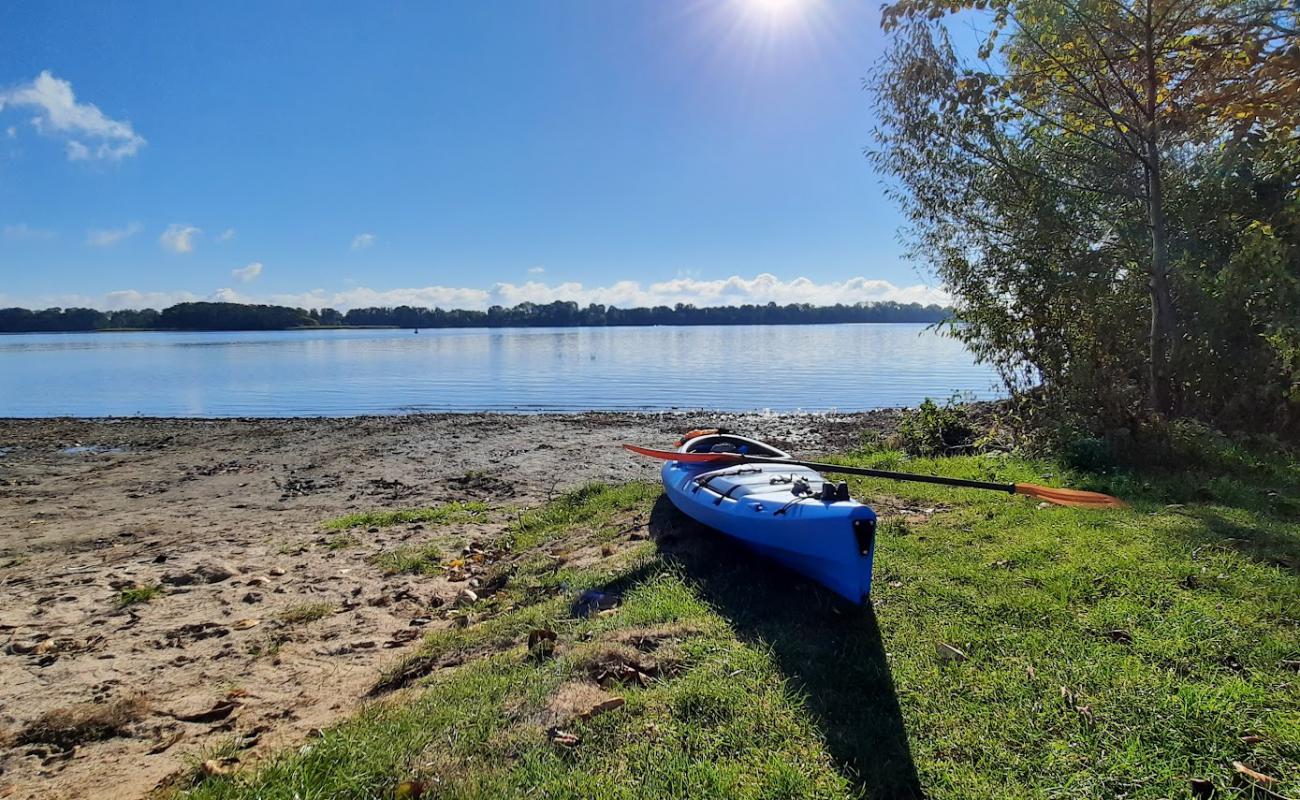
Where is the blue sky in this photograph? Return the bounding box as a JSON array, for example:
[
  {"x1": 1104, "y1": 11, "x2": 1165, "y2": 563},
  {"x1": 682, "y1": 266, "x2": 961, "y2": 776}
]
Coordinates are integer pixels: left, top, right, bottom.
[{"x1": 0, "y1": 0, "x2": 949, "y2": 311}]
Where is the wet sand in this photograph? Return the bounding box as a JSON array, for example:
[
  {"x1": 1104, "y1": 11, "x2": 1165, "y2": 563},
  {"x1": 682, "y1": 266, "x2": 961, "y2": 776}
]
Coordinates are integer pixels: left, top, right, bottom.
[{"x1": 0, "y1": 411, "x2": 898, "y2": 799}]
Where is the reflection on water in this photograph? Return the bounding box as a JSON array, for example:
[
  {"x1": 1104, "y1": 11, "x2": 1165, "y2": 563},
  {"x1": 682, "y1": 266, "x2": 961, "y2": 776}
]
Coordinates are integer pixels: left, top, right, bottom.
[{"x1": 0, "y1": 325, "x2": 1001, "y2": 417}]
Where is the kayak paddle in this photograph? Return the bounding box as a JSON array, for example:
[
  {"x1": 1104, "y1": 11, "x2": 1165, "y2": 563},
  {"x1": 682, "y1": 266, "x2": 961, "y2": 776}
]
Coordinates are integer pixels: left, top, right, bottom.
[{"x1": 622, "y1": 444, "x2": 1126, "y2": 510}]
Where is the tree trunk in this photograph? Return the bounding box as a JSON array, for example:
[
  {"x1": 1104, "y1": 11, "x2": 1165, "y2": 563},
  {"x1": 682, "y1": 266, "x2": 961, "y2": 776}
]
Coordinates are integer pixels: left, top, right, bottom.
[
  {"x1": 1142, "y1": 0, "x2": 1174, "y2": 417},
  {"x1": 1145, "y1": 145, "x2": 1175, "y2": 417}
]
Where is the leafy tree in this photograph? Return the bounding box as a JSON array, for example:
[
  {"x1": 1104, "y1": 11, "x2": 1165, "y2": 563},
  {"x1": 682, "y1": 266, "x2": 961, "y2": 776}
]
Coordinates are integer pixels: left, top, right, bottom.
[{"x1": 872, "y1": 0, "x2": 1299, "y2": 434}]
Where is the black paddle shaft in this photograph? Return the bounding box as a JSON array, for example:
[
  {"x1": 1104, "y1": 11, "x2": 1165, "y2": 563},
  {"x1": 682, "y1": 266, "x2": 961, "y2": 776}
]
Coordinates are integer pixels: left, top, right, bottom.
[{"x1": 728, "y1": 454, "x2": 1018, "y2": 495}]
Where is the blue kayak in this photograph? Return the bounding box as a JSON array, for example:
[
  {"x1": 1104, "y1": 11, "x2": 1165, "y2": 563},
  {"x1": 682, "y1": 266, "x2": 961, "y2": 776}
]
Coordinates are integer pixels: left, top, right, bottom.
[{"x1": 661, "y1": 433, "x2": 878, "y2": 604}]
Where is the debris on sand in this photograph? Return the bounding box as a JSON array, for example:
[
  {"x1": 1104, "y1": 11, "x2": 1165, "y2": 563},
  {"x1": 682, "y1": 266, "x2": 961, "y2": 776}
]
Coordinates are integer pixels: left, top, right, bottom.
[{"x1": 17, "y1": 696, "x2": 149, "y2": 749}]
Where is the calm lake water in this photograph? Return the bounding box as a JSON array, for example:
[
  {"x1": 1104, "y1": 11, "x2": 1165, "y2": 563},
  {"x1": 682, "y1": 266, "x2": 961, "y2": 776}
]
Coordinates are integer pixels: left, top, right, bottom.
[{"x1": 0, "y1": 325, "x2": 1002, "y2": 417}]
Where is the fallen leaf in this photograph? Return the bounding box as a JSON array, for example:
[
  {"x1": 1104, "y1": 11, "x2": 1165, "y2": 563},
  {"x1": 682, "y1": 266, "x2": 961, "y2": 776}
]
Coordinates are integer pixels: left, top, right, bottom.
[
  {"x1": 174, "y1": 700, "x2": 240, "y2": 723},
  {"x1": 1075, "y1": 704, "x2": 1094, "y2": 724},
  {"x1": 147, "y1": 730, "x2": 184, "y2": 754},
  {"x1": 201, "y1": 758, "x2": 237, "y2": 777},
  {"x1": 528, "y1": 629, "x2": 558, "y2": 660},
  {"x1": 1026, "y1": 665, "x2": 1036, "y2": 680},
  {"x1": 1189, "y1": 777, "x2": 1214, "y2": 799},
  {"x1": 935, "y1": 642, "x2": 968, "y2": 662},
  {"x1": 1240, "y1": 734, "x2": 1264, "y2": 745},
  {"x1": 231, "y1": 618, "x2": 260, "y2": 630},
  {"x1": 1233, "y1": 761, "x2": 1278, "y2": 785},
  {"x1": 579, "y1": 696, "x2": 625, "y2": 720},
  {"x1": 394, "y1": 780, "x2": 425, "y2": 799},
  {"x1": 1105, "y1": 629, "x2": 1133, "y2": 644}
]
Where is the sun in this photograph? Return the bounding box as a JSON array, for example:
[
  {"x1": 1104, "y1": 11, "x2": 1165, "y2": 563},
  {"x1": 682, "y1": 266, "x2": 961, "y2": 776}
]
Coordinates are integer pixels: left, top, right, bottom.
[{"x1": 740, "y1": 0, "x2": 811, "y2": 24}]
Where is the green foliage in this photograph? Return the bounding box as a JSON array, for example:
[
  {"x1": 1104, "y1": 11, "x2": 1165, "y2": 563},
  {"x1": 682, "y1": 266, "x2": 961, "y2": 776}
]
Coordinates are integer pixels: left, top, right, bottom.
[
  {"x1": 369, "y1": 544, "x2": 443, "y2": 576},
  {"x1": 116, "y1": 584, "x2": 163, "y2": 607},
  {"x1": 895, "y1": 397, "x2": 976, "y2": 456},
  {"x1": 322, "y1": 501, "x2": 488, "y2": 531},
  {"x1": 278, "y1": 603, "x2": 334, "y2": 625},
  {"x1": 323, "y1": 533, "x2": 359, "y2": 550},
  {"x1": 871, "y1": 0, "x2": 1300, "y2": 441}
]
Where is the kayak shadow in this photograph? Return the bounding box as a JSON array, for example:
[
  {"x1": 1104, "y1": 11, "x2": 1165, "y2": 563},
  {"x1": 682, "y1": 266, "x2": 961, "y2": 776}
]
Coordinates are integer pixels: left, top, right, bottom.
[{"x1": 647, "y1": 495, "x2": 924, "y2": 799}]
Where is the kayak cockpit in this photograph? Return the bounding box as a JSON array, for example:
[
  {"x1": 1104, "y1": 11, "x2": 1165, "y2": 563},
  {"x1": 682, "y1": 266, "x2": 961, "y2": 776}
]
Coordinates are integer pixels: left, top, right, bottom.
[{"x1": 680, "y1": 433, "x2": 789, "y2": 459}]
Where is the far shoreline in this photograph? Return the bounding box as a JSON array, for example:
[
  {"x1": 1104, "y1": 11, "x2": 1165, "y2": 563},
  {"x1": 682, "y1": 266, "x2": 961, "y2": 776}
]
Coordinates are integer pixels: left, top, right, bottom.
[{"x1": 0, "y1": 319, "x2": 943, "y2": 335}]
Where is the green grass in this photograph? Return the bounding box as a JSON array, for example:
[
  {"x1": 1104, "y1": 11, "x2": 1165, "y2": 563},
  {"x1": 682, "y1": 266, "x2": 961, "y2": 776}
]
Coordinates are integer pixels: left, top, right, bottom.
[
  {"x1": 369, "y1": 543, "x2": 445, "y2": 576},
  {"x1": 324, "y1": 533, "x2": 360, "y2": 550},
  {"x1": 322, "y1": 501, "x2": 488, "y2": 531},
  {"x1": 116, "y1": 583, "x2": 162, "y2": 607},
  {"x1": 277, "y1": 603, "x2": 335, "y2": 625},
  {"x1": 184, "y1": 452, "x2": 1300, "y2": 800}
]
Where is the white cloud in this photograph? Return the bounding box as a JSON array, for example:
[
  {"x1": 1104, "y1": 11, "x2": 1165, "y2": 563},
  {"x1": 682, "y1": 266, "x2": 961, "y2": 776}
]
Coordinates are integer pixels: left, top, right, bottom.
[
  {"x1": 2, "y1": 222, "x2": 55, "y2": 241},
  {"x1": 159, "y1": 223, "x2": 201, "y2": 253},
  {"x1": 217, "y1": 228, "x2": 236, "y2": 242},
  {"x1": 351, "y1": 233, "x2": 375, "y2": 250},
  {"x1": 87, "y1": 221, "x2": 143, "y2": 247},
  {"x1": 0, "y1": 71, "x2": 146, "y2": 161},
  {"x1": 528, "y1": 266, "x2": 546, "y2": 274},
  {"x1": 231, "y1": 262, "x2": 263, "y2": 283},
  {"x1": 5, "y1": 126, "x2": 15, "y2": 139}
]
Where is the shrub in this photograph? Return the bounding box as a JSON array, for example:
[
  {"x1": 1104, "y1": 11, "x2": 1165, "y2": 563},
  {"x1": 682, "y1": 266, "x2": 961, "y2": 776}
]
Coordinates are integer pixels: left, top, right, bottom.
[{"x1": 896, "y1": 397, "x2": 976, "y2": 456}]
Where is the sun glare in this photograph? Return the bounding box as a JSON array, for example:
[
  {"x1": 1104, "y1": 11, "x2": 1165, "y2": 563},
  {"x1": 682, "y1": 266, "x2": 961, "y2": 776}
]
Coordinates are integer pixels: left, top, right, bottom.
[{"x1": 739, "y1": 0, "x2": 813, "y2": 26}]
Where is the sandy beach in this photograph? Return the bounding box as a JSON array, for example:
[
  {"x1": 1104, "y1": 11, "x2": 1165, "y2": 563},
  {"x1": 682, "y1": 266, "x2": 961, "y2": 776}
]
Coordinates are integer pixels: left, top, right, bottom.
[{"x1": 0, "y1": 411, "x2": 897, "y2": 799}]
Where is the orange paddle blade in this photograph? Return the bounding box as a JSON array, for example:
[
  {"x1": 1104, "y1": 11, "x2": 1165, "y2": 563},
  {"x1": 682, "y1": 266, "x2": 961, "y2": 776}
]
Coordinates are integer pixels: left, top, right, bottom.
[
  {"x1": 1014, "y1": 483, "x2": 1127, "y2": 509},
  {"x1": 623, "y1": 443, "x2": 741, "y2": 463}
]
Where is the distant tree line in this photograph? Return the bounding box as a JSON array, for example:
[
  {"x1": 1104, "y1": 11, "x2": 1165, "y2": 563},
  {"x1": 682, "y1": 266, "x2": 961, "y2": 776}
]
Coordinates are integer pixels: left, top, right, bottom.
[{"x1": 0, "y1": 300, "x2": 949, "y2": 333}]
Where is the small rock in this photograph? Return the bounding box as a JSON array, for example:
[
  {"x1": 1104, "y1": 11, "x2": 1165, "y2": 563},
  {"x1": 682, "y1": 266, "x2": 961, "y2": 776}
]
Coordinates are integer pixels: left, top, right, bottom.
[
  {"x1": 269, "y1": 566, "x2": 287, "y2": 576},
  {"x1": 162, "y1": 561, "x2": 237, "y2": 586},
  {"x1": 409, "y1": 617, "x2": 431, "y2": 627}
]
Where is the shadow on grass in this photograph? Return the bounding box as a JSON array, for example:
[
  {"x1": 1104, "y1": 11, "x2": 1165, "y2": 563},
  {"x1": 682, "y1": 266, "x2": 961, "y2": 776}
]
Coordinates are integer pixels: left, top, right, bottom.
[
  {"x1": 646, "y1": 495, "x2": 923, "y2": 800},
  {"x1": 1182, "y1": 508, "x2": 1300, "y2": 573}
]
